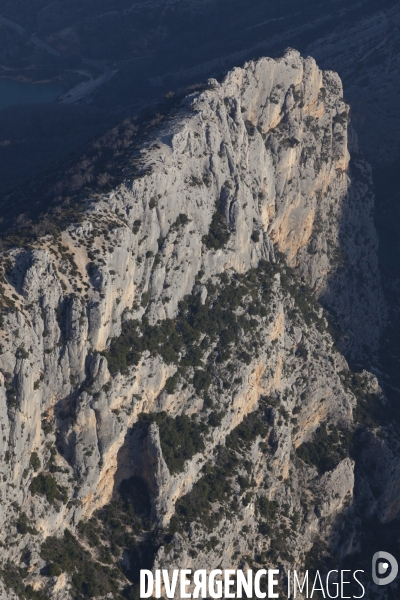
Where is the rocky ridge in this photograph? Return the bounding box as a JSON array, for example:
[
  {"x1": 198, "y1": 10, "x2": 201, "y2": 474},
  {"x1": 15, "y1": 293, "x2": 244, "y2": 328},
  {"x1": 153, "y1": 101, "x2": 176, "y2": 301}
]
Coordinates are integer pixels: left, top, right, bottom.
[{"x1": 0, "y1": 49, "x2": 393, "y2": 599}]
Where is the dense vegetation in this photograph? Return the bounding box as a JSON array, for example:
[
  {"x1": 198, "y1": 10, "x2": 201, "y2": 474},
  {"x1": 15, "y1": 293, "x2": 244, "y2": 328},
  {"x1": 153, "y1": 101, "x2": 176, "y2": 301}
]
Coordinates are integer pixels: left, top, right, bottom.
[
  {"x1": 278, "y1": 258, "x2": 327, "y2": 332},
  {"x1": 79, "y1": 476, "x2": 151, "y2": 553},
  {"x1": 27, "y1": 476, "x2": 157, "y2": 599},
  {"x1": 339, "y1": 370, "x2": 385, "y2": 427},
  {"x1": 15, "y1": 512, "x2": 37, "y2": 536},
  {"x1": 41, "y1": 529, "x2": 120, "y2": 599},
  {"x1": 29, "y1": 473, "x2": 68, "y2": 506},
  {"x1": 296, "y1": 423, "x2": 352, "y2": 474},
  {"x1": 104, "y1": 260, "x2": 277, "y2": 377},
  {"x1": 170, "y1": 401, "x2": 271, "y2": 533},
  {"x1": 202, "y1": 195, "x2": 231, "y2": 250},
  {"x1": 0, "y1": 563, "x2": 49, "y2": 600},
  {"x1": 138, "y1": 412, "x2": 206, "y2": 474}
]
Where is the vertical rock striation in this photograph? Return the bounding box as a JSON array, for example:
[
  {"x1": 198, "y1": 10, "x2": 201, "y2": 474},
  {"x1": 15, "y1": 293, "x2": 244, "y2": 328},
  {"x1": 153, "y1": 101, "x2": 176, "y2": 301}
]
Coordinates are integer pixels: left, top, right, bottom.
[{"x1": 0, "y1": 49, "x2": 388, "y2": 599}]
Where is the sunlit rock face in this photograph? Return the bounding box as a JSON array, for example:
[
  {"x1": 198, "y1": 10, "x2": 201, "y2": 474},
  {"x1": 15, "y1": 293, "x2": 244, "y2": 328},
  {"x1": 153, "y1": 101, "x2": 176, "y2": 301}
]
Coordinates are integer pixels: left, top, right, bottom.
[{"x1": 0, "y1": 50, "x2": 387, "y2": 599}]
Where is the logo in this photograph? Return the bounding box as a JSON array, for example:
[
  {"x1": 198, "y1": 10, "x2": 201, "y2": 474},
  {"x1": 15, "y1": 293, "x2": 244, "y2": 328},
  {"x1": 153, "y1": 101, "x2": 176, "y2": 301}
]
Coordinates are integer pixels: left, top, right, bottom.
[{"x1": 372, "y1": 552, "x2": 398, "y2": 586}]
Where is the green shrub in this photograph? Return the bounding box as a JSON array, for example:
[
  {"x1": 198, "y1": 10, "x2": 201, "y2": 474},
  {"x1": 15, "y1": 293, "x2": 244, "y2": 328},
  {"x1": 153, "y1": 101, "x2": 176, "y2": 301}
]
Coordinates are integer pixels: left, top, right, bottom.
[
  {"x1": 258, "y1": 520, "x2": 273, "y2": 536},
  {"x1": 77, "y1": 521, "x2": 100, "y2": 548},
  {"x1": 165, "y1": 372, "x2": 179, "y2": 394},
  {"x1": 226, "y1": 411, "x2": 268, "y2": 452},
  {"x1": 296, "y1": 423, "x2": 351, "y2": 474},
  {"x1": 103, "y1": 317, "x2": 183, "y2": 375},
  {"x1": 237, "y1": 475, "x2": 251, "y2": 490},
  {"x1": 29, "y1": 473, "x2": 67, "y2": 505},
  {"x1": 132, "y1": 220, "x2": 142, "y2": 234},
  {"x1": 339, "y1": 371, "x2": 383, "y2": 427},
  {"x1": 172, "y1": 456, "x2": 235, "y2": 532},
  {"x1": 258, "y1": 496, "x2": 277, "y2": 519},
  {"x1": 202, "y1": 198, "x2": 231, "y2": 250},
  {"x1": 172, "y1": 213, "x2": 189, "y2": 228},
  {"x1": 192, "y1": 370, "x2": 212, "y2": 394},
  {"x1": 47, "y1": 563, "x2": 62, "y2": 577},
  {"x1": 141, "y1": 291, "x2": 150, "y2": 307},
  {"x1": 251, "y1": 231, "x2": 260, "y2": 243},
  {"x1": 16, "y1": 347, "x2": 29, "y2": 359},
  {"x1": 29, "y1": 452, "x2": 41, "y2": 472},
  {"x1": 208, "y1": 411, "x2": 223, "y2": 427},
  {"x1": 242, "y1": 492, "x2": 253, "y2": 506},
  {"x1": 203, "y1": 394, "x2": 213, "y2": 408},
  {"x1": 41, "y1": 530, "x2": 120, "y2": 597},
  {"x1": 139, "y1": 412, "x2": 206, "y2": 474},
  {"x1": 16, "y1": 512, "x2": 37, "y2": 536},
  {"x1": 103, "y1": 260, "x2": 278, "y2": 380},
  {"x1": 238, "y1": 350, "x2": 251, "y2": 364},
  {"x1": 1, "y1": 562, "x2": 49, "y2": 600},
  {"x1": 171, "y1": 402, "x2": 270, "y2": 532},
  {"x1": 295, "y1": 342, "x2": 308, "y2": 360}
]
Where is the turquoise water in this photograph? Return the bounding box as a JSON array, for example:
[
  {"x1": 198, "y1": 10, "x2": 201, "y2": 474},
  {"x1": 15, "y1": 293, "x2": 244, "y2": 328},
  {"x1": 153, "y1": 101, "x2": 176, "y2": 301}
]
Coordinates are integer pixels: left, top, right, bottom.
[{"x1": 0, "y1": 78, "x2": 63, "y2": 110}]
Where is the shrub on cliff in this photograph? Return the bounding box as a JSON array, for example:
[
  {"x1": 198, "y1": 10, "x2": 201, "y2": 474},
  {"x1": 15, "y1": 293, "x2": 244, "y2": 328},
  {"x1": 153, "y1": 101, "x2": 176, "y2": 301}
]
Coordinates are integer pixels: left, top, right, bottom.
[
  {"x1": 202, "y1": 199, "x2": 231, "y2": 250},
  {"x1": 29, "y1": 473, "x2": 68, "y2": 505},
  {"x1": 139, "y1": 412, "x2": 206, "y2": 474},
  {"x1": 29, "y1": 452, "x2": 41, "y2": 472},
  {"x1": 41, "y1": 529, "x2": 119, "y2": 597},
  {"x1": 296, "y1": 423, "x2": 351, "y2": 474}
]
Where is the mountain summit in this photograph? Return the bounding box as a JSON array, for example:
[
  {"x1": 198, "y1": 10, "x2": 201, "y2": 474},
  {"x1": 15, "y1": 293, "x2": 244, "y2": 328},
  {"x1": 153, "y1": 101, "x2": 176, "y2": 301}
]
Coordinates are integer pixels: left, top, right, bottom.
[{"x1": 0, "y1": 50, "x2": 392, "y2": 600}]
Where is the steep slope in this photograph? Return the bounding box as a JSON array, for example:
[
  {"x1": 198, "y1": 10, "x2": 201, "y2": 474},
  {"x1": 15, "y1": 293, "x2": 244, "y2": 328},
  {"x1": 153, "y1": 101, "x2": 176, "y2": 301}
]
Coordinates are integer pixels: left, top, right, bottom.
[{"x1": 0, "y1": 50, "x2": 390, "y2": 599}]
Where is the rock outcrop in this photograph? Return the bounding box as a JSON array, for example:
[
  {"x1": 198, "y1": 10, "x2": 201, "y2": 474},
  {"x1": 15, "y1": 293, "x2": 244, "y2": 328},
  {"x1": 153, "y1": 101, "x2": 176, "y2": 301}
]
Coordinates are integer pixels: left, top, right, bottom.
[{"x1": 0, "y1": 49, "x2": 390, "y2": 599}]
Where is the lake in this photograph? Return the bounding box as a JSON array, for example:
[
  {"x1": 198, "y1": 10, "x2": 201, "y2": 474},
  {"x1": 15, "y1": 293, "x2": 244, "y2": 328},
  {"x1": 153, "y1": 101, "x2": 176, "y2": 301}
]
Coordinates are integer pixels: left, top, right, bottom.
[{"x1": 0, "y1": 78, "x2": 63, "y2": 110}]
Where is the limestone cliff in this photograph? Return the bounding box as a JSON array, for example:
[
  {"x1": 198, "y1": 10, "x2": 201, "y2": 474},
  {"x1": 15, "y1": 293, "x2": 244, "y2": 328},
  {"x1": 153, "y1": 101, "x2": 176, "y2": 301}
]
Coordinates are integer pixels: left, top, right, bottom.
[{"x1": 0, "y1": 50, "x2": 390, "y2": 599}]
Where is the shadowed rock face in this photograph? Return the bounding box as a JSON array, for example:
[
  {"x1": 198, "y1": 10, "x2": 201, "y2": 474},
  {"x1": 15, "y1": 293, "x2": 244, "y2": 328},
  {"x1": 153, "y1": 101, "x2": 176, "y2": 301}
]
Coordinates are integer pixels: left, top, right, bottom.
[
  {"x1": 0, "y1": 50, "x2": 393, "y2": 599},
  {"x1": 307, "y1": 2, "x2": 400, "y2": 167}
]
